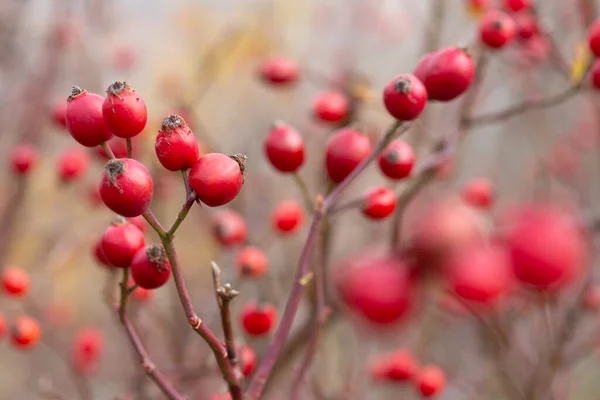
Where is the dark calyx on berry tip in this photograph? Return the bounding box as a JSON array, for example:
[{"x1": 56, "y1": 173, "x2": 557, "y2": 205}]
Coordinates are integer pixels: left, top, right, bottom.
[
  {"x1": 105, "y1": 159, "x2": 126, "y2": 189},
  {"x1": 230, "y1": 153, "x2": 248, "y2": 183},
  {"x1": 161, "y1": 114, "x2": 188, "y2": 134},
  {"x1": 107, "y1": 81, "x2": 132, "y2": 96},
  {"x1": 384, "y1": 150, "x2": 400, "y2": 163},
  {"x1": 394, "y1": 77, "x2": 412, "y2": 94},
  {"x1": 492, "y1": 20, "x2": 503, "y2": 31},
  {"x1": 67, "y1": 85, "x2": 86, "y2": 102},
  {"x1": 146, "y1": 244, "x2": 169, "y2": 272}
]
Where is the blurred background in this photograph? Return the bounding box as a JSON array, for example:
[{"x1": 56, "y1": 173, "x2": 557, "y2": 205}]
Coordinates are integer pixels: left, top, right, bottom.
[{"x1": 1, "y1": 0, "x2": 600, "y2": 399}]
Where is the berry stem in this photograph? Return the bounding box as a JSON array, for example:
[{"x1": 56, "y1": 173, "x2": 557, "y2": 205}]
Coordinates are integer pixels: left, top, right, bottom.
[
  {"x1": 118, "y1": 268, "x2": 130, "y2": 320},
  {"x1": 142, "y1": 210, "x2": 168, "y2": 240},
  {"x1": 166, "y1": 193, "x2": 197, "y2": 238},
  {"x1": 213, "y1": 262, "x2": 241, "y2": 377},
  {"x1": 100, "y1": 142, "x2": 116, "y2": 160},
  {"x1": 292, "y1": 172, "x2": 315, "y2": 211},
  {"x1": 126, "y1": 138, "x2": 132, "y2": 158}
]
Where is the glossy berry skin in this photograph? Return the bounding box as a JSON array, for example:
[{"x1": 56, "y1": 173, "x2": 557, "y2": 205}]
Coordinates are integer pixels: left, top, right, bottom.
[
  {"x1": 93, "y1": 240, "x2": 111, "y2": 267},
  {"x1": 325, "y1": 128, "x2": 372, "y2": 183},
  {"x1": 461, "y1": 178, "x2": 494, "y2": 209},
  {"x1": 239, "y1": 345, "x2": 257, "y2": 377},
  {"x1": 272, "y1": 200, "x2": 304, "y2": 234},
  {"x1": 589, "y1": 19, "x2": 600, "y2": 58},
  {"x1": 131, "y1": 244, "x2": 171, "y2": 289},
  {"x1": 102, "y1": 82, "x2": 147, "y2": 138},
  {"x1": 236, "y1": 246, "x2": 268, "y2": 278},
  {"x1": 415, "y1": 47, "x2": 475, "y2": 102},
  {"x1": 2, "y1": 266, "x2": 30, "y2": 297},
  {"x1": 504, "y1": 205, "x2": 588, "y2": 290},
  {"x1": 189, "y1": 153, "x2": 244, "y2": 207},
  {"x1": 264, "y1": 122, "x2": 305, "y2": 173},
  {"x1": 211, "y1": 210, "x2": 247, "y2": 247},
  {"x1": 378, "y1": 140, "x2": 415, "y2": 180},
  {"x1": 503, "y1": 0, "x2": 530, "y2": 12},
  {"x1": 591, "y1": 60, "x2": 600, "y2": 90},
  {"x1": 335, "y1": 252, "x2": 414, "y2": 325},
  {"x1": 66, "y1": 87, "x2": 113, "y2": 147},
  {"x1": 52, "y1": 101, "x2": 67, "y2": 127},
  {"x1": 100, "y1": 220, "x2": 145, "y2": 268},
  {"x1": 370, "y1": 349, "x2": 418, "y2": 382},
  {"x1": 11, "y1": 315, "x2": 41, "y2": 349},
  {"x1": 259, "y1": 57, "x2": 300, "y2": 85},
  {"x1": 155, "y1": 115, "x2": 201, "y2": 171},
  {"x1": 383, "y1": 74, "x2": 427, "y2": 121},
  {"x1": 10, "y1": 144, "x2": 38, "y2": 175},
  {"x1": 446, "y1": 244, "x2": 513, "y2": 304},
  {"x1": 0, "y1": 312, "x2": 6, "y2": 338},
  {"x1": 416, "y1": 366, "x2": 446, "y2": 398},
  {"x1": 480, "y1": 11, "x2": 517, "y2": 49},
  {"x1": 99, "y1": 158, "x2": 153, "y2": 217},
  {"x1": 241, "y1": 302, "x2": 277, "y2": 337},
  {"x1": 57, "y1": 147, "x2": 90, "y2": 182},
  {"x1": 362, "y1": 187, "x2": 397, "y2": 220},
  {"x1": 313, "y1": 91, "x2": 350, "y2": 124}
]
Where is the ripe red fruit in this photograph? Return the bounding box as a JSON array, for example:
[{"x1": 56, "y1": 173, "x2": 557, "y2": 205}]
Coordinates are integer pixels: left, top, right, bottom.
[
  {"x1": 93, "y1": 240, "x2": 111, "y2": 267},
  {"x1": 415, "y1": 365, "x2": 446, "y2": 398},
  {"x1": 11, "y1": 315, "x2": 41, "y2": 349},
  {"x1": 72, "y1": 327, "x2": 104, "y2": 364},
  {"x1": 378, "y1": 140, "x2": 415, "y2": 180},
  {"x1": 0, "y1": 312, "x2": 6, "y2": 338},
  {"x1": 99, "y1": 158, "x2": 153, "y2": 217},
  {"x1": 383, "y1": 74, "x2": 427, "y2": 120},
  {"x1": 57, "y1": 147, "x2": 90, "y2": 182},
  {"x1": 503, "y1": 205, "x2": 588, "y2": 290},
  {"x1": 446, "y1": 244, "x2": 513, "y2": 304},
  {"x1": 239, "y1": 345, "x2": 257, "y2": 377},
  {"x1": 100, "y1": 219, "x2": 145, "y2": 268},
  {"x1": 503, "y1": 0, "x2": 530, "y2": 12},
  {"x1": 52, "y1": 100, "x2": 67, "y2": 128},
  {"x1": 189, "y1": 153, "x2": 245, "y2": 207},
  {"x1": 131, "y1": 244, "x2": 171, "y2": 289},
  {"x1": 264, "y1": 122, "x2": 305, "y2": 173},
  {"x1": 127, "y1": 216, "x2": 147, "y2": 233},
  {"x1": 362, "y1": 187, "x2": 397, "y2": 220},
  {"x1": 515, "y1": 12, "x2": 538, "y2": 40},
  {"x1": 589, "y1": 19, "x2": 600, "y2": 58},
  {"x1": 241, "y1": 302, "x2": 277, "y2": 337},
  {"x1": 370, "y1": 349, "x2": 419, "y2": 382},
  {"x1": 94, "y1": 136, "x2": 133, "y2": 160},
  {"x1": 335, "y1": 251, "x2": 414, "y2": 325},
  {"x1": 211, "y1": 210, "x2": 247, "y2": 247},
  {"x1": 313, "y1": 91, "x2": 350, "y2": 124},
  {"x1": 155, "y1": 115, "x2": 201, "y2": 171},
  {"x1": 236, "y1": 246, "x2": 268, "y2": 278},
  {"x1": 414, "y1": 47, "x2": 475, "y2": 102},
  {"x1": 480, "y1": 11, "x2": 517, "y2": 49},
  {"x1": 9, "y1": 144, "x2": 38, "y2": 175},
  {"x1": 66, "y1": 86, "x2": 112, "y2": 147},
  {"x1": 325, "y1": 128, "x2": 372, "y2": 183},
  {"x1": 102, "y1": 82, "x2": 147, "y2": 138},
  {"x1": 258, "y1": 57, "x2": 300, "y2": 85},
  {"x1": 591, "y1": 60, "x2": 600, "y2": 90},
  {"x1": 272, "y1": 200, "x2": 304, "y2": 234},
  {"x1": 461, "y1": 177, "x2": 494, "y2": 209},
  {"x1": 2, "y1": 266, "x2": 30, "y2": 297}
]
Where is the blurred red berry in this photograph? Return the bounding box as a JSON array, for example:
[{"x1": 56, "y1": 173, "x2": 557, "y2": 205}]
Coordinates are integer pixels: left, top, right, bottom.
[
  {"x1": 313, "y1": 91, "x2": 350, "y2": 124},
  {"x1": 236, "y1": 246, "x2": 268, "y2": 278},
  {"x1": 10, "y1": 144, "x2": 38, "y2": 175},
  {"x1": 583, "y1": 285, "x2": 600, "y2": 310},
  {"x1": 128, "y1": 278, "x2": 154, "y2": 303},
  {"x1": 57, "y1": 147, "x2": 90, "y2": 182},
  {"x1": 272, "y1": 200, "x2": 304, "y2": 234},
  {"x1": 515, "y1": 12, "x2": 539, "y2": 40},
  {"x1": 11, "y1": 315, "x2": 41, "y2": 349},
  {"x1": 94, "y1": 136, "x2": 132, "y2": 160},
  {"x1": 100, "y1": 219, "x2": 145, "y2": 268},
  {"x1": 415, "y1": 47, "x2": 475, "y2": 102},
  {"x1": 378, "y1": 140, "x2": 415, "y2": 180},
  {"x1": 370, "y1": 349, "x2": 419, "y2": 382},
  {"x1": 2, "y1": 266, "x2": 30, "y2": 297},
  {"x1": 239, "y1": 345, "x2": 257, "y2": 377},
  {"x1": 0, "y1": 312, "x2": 5, "y2": 338},
  {"x1": 480, "y1": 10, "x2": 517, "y2": 49},
  {"x1": 131, "y1": 244, "x2": 171, "y2": 289},
  {"x1": 241, "y1": 302, "x2": 277, "y2": 337},
  {"x1": 72, "y1": 327, "x2": 104, "y2": 364},
  {"x1": 127, "y1": 216, "x2": 147, "y2": 233},
  {"x1": 325, "y1": 128, "x2": 372, "y2": 183},
  {"x1": 362, "y1": 187, "x2": 396, "y2": 220},
  {"x1": 112, "y1": 46, "x2": 137, "y2": 71},
  {"x1": 66, "y1": 87, "x2": 112, "y2": 147},
  {"x1": 264, "y1": 121, "x2": 305, "y2": 173},
  {"x1": 415, "y1": 365, "x2": 446, "y2": 398},
  {"x1": 52, "y1": 100, "x2": 67, "y2": 128},
  {"x1": 211, "y1": 210, "x2": 247, "y2": 247},
  {"x1": 102, "y1": 82, "x2": 147, "y2": 138},
  {"x1": 99, "y1": 158, "x2": 153, "y2": 217},
  {"x1": 591, "y1": 60, "x2": 600, "y2": 89},
  {"x1": 383, "y1": 74, "x2": 427, "y2": 120},
  {"x1": 155, "y1": 115, "x2": 201, "y2": 171},
  {"x1": 461, "y1": 177, "x2": 494, "y2": 209},
  {"x1": 503, "y1": 0, "x2": 530, "y2": 12},
  {"x1": 258, "y1": 57, "x2": 300, "y2": 86},
  {"x1": 589, "y1": 19, "x2": 600, "y2": 58},
  {"x1": 189, "y1": 153, "x2": 245, "y2": 207}
]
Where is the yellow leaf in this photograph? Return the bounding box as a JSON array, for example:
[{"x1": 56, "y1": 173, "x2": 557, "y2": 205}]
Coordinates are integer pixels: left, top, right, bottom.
[{"x1": 570, "y1": 41, "x2": 591, "y2": 84}]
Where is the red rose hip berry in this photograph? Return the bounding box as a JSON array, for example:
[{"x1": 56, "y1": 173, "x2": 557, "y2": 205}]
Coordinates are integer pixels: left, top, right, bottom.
[
  {"x1": 362, "y1": 187, "x2": 397, "y2": 220},
  {"x1": 211, "y1": 210, "x2": 247, "y2": 247},
  {"x1": 264, "y1": 121, "x2": 305, "y2": 173},
  {"x1": 415, "y1": 47, "x2": 475, "y2": 102},
  {"x1": 2, "y1": 266, "x2": 30, "y2": 297},
  {"x1": 66, "y1": 86, "x2": 113, "y2": 147},
  {"x1": 155, "y1": 115, "x2": 201, "y2": 171},
  {"x1": 591, "y1": 60, "x2": 600, "y2": 89},
  {"x1": 52, "y1": 100, "x2": 67, "y2": 128},
  {"x1": 236, "y1": 246, "x2": 268, "y2": 278},
  {"x1": 415, "y1": 365, "x2": 446, "y2": 398},
  {"x1": 480, "y1": 10, "x2": 517, "y2": 49},
  {"x1": 11, "y1": 315, "x2": 41, "y2": 349},
  {"x1": 239, "y1": 345, "x2": 257, "y2": 377},
  {"x1": 503, "y1": 0, "x2": 530, "y2": 12},
  {"x1": 100, "y1": 218, "x2": 145, "y2": 268},
  {"x1": 272, "y1": 200, "x2": 304, "y2": 234},
  {"x1": 57, "y1": 147, "x2": 90, "y2": 182},
  {"x1": 461, "y1": 177, "x2": 494, "y2": 209},
  {"x1": 131, "y1": 244, "x2": 171, "y2": 289},
  {"x1": 241, "y1": 302, "x2": 277, "y2": 336},
  {"x1": 383, "y1": 74, "x2": 427, "y2": 121},
  {"x1": 258, "y1": 57, "x2": 300, "y2": 86},
  {"x1": 188, "y1": 153, "x2": 245, "y2": 207},
  {"x1": 102, "y1": 82, "x2": 147, "y2": 138},
  {"x1": 313, "y1": 91, "x2": 350, "y2": 124},
  {"x1": 325, "y1": 128, "x2": 372, "y2": 183},
  {"x1": 10, "y1": 144, "x2": 38, "y2": 175},
  {"x1": 99, "y1": 158, "x2": 153, "y2": 217},
  {"x1": 378, "y1": 140, "x2": 415, "y2": 180},
  {"x1": 589, "y1": 19, "x2": 600, "y2": 58}
]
